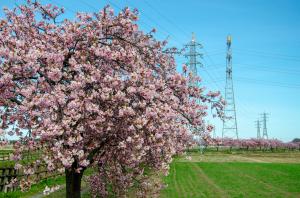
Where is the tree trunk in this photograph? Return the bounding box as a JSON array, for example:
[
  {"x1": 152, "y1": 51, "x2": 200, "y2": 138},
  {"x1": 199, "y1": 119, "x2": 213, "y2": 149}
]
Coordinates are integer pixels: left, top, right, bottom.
[{"x1": 65, "y1": 168, "x2": 84, "y2": 198}]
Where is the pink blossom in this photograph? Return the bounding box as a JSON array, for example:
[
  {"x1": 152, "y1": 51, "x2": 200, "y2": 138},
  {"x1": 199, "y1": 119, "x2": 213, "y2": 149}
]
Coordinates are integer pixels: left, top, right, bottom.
[
  {"x1": 14, "y1": 163, "x2": 23, "y2": 170},
  {"x1": 47, "y1": 68, "x2": 62, "y2": 82},
  {"x1": 24, "y1": 168, "x2": 34, "y2": 175}
]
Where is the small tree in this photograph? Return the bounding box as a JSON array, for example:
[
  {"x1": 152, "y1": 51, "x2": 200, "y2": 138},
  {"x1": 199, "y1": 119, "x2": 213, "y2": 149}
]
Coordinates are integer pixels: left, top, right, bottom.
[{"x1": 0, "y1": 1, "x2": 222, "y2": 197}]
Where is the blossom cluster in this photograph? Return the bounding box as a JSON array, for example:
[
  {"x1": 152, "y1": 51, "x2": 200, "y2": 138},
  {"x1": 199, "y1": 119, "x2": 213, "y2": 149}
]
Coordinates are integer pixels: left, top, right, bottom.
[{"x1": 0, "y1": 1, "x2": 222, "y2": 196}]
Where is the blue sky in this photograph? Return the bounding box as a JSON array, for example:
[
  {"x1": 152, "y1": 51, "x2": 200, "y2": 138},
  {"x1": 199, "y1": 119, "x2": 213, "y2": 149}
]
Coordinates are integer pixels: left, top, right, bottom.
[{"x1": 1, "y1": 0, "x2": 300, "y2": 141}]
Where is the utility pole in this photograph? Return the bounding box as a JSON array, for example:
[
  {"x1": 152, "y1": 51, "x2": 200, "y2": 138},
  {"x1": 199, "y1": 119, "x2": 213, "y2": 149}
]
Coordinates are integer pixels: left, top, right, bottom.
[
  {"x1": 255, "y1": 119, "x2": 261, "y2": 139},
  {"x1": 222, "y1": 35, "x2": 238, "y2": 139},
  {"x1": 185, "y1": 32, "x2": 203, "y2": 87},
  {"x1": 261, "y1": 112, "x2": 269, "y2": 139}
]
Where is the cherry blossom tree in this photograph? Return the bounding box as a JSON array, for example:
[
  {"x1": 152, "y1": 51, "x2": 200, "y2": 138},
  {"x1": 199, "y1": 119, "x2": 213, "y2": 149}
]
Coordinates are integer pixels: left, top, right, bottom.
[
  {"x1": 0, "y1": 1, "x2": 222, "y2": 197},
  {"x1": 285, "y1": 142, "x2": 300, "y2": 150},
  {"x1": 221, "y1": 138, "x2": 235, "y2": 151},
  {"x1": 209, "y1": 138, "x2": 298, "y2": 152},
  {"x1": 208, "y1": 137, "x2": 222, "y2": 151}
]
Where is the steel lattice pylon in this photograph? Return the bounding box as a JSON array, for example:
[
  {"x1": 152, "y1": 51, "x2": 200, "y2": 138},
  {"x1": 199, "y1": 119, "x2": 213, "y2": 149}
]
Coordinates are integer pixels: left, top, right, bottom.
[
  {"x1": 185, "y1": 33, "x2": 203, "y2": 87},
  {"x1": 261, "y1": 112, "x2": 269, "y2": 139},
  {"x1": 256, "y1": 119, "x2": 261, "y2": 139},
  {"x1": 222, "y1": 35, "x2": 238, "y2": 139},
  {"x1": 184, "y1": 33, "x2": 204, "y2": 142}
]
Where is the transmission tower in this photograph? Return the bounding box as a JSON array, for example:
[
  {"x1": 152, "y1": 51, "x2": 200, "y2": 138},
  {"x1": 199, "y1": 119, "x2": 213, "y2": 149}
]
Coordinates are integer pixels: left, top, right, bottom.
[
  {"x1": 184, "y1": 33, "x2": 205, "y2": 145},
  {"x1": 261, "y1": 112, "x2": 269, "y2": 139},
  {"x1": 222, "y1": 35, "x2": 238, "y2": 139},
  {"x1": 185, "y1": 33, "x2": 203, "y2": 87},
  {"x1": 255, "y1": 119, "x2": 261, "y2": 139},
  {"x1": 213, "y1": 127, "x2": 216, "y2": 139}
]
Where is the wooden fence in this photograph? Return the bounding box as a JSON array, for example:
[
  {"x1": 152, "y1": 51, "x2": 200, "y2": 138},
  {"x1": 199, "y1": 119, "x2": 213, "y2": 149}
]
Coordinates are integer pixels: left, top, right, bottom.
[
  {"x1": 0, "y1": 167, "x2": 18, "y2": 192},
  {"x1": 0, "y1": 153, "x2": 10, "y2": 161},
  {"x1": 0, "y1": 151, "x2": 40, "y2": 162},
  {"x1": 0, "y1": 165, "x2": 64, "y2": 193}
]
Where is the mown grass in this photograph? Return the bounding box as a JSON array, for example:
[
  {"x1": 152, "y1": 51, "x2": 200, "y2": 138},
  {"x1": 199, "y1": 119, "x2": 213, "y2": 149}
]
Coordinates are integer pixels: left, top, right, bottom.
[{"x1": 161, "y1": 161, "x2": 300, "y2": 198}]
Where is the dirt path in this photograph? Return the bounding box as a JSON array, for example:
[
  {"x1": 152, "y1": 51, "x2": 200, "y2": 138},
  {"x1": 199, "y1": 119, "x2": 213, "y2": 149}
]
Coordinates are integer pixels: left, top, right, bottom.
[
  {"x1": 230, "y1": 155, "x2": 268, "y2": 163},
  {"x1": 178, "y1": 152, "x2": 300, "y2": 163}
]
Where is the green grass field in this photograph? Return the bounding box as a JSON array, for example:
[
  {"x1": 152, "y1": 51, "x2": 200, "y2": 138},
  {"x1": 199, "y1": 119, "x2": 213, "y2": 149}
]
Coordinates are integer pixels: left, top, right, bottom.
[
  {"x1": 1, "y1": 151, "x2": 300, "y2": 198},
  {"x1": 161, "y1": 152, "x2": 300, "y2": 198}
]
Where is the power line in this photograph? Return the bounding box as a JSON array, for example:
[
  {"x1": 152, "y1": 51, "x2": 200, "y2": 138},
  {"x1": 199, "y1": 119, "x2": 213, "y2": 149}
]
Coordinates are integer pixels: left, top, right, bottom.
[
  {"x1": 48, "y1": 0, "x2": 78, "y2": 13},
  {"x1": 201, "y1": 59, "x2": 223, "y2": 90},
  {"x1": 206, "y1": 63, "x2": 300, "y2": 75},
  {"x1": 235, "y1": 77, "x2": 300, "y2": 89},
  {"x1": 78, "y1": 0, "x2": 99, "y2": 11},
  {"x1": 143, "y1": 0, "x2": 190, "y2": 40},
  {"x1": 234, "y1": 50, "x2": 300, "y2": 62},
  {"x1": 122, "y1": 0, "x2": 185, "y2": 47},
  {"x1": 196, "y1": 46, "x2": 255, "y2": 120},
  {"x1": 235, "y1": 63, "x2": 300, "y2": 75},
  {"x1": 199, "y1": 46, "x2": 255, "y2": 119},
  {"x1": 235, "y1": 48, "x2": 300, "y2": 60},
  {"x1": 135, "y1": 0, "x2": 240, "y2": 96}
]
